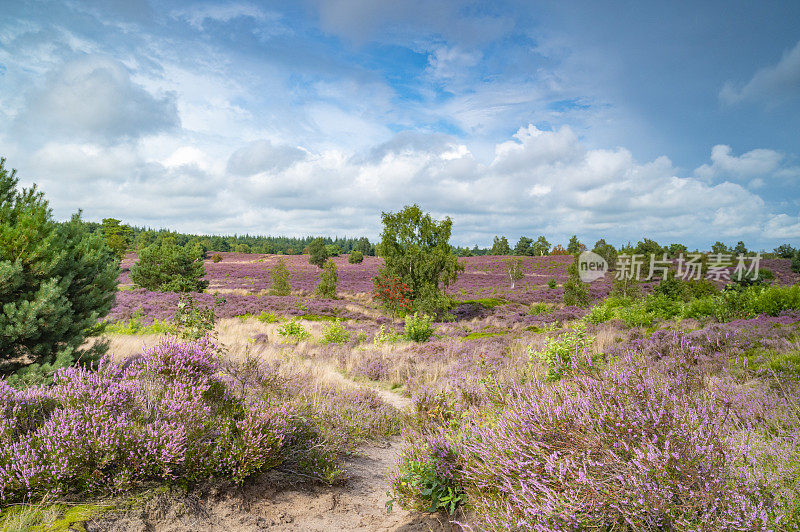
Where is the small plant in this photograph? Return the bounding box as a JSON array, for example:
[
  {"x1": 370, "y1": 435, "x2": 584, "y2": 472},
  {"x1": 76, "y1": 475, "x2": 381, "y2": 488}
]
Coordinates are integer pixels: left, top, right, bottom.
[
  {"x1": 404, "y1": 312, "x2": 435, "y2": 342},
  {"x1": 212, "y1": 253, "x2": 223, "y2": 263},
  {"x1": 315, "y1": 259, "x2": 338, "y2": 299},
  {"x1": 269, "y1": 258, "x2": 292, "y2": 296},
  {"x1": 171, "y1": 294, "x2": 222, "y2": 340},
  {"x1": 374, "y1": 325, "x2": 406, "y2": 345},
  {"x1": 320, "y1": 319, "x2": 351, "y2": 345},
  {"x1": 529, "y1": 322, "x2": 594, "y2": 380},
  {"x1": 256, "y1": 311, "x2": 278, "y2": 323},
  {"x1": 527, "y1": 302, "x2": 552, "y2": 315},
  {"x1": 348, "y1": 250, "x2": 364, "y2": 264},
  {"x1": 277, "y1": 318, "x2": 311, "y2": 342},
  {"x1": 547, "y1": 279, "x2": 557, "y2": 289}
]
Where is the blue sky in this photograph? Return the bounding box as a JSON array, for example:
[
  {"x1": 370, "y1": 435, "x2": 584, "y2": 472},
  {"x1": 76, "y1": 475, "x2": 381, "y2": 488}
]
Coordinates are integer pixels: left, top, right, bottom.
[{"x1": 1, "y1": 0, "x2": 798, "y2": 249}]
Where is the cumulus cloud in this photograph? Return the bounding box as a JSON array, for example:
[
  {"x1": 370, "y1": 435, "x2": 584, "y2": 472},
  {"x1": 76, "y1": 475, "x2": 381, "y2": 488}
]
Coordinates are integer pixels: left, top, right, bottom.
[
  {"x1": 227, "y1": 140, "x2": 308, "y2": 175},
  {"x1": 17, "y1": 56, "x2": 179, "y2": 142},
  {"x1": 720, "y1": 40, "x2": 800, "y2": 106}
]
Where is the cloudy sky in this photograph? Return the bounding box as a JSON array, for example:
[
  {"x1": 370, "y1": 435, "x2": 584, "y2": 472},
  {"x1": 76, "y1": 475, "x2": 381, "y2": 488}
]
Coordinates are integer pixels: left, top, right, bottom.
[{"x1": 1, "y1": 0, "x2": 799, "y2": 249}]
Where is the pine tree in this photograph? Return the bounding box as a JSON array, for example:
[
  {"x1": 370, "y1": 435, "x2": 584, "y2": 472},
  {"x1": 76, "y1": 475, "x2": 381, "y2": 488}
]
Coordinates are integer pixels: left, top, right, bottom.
[
  {"x1": 130, "y1": 239, "x2": 208, "y2": 292},
  {"x1": 0, "y1": 158, "x2": 119, "y2": 382},
  {"x1": 316, "y1": 259, "x2": 338, "y2": 298}
]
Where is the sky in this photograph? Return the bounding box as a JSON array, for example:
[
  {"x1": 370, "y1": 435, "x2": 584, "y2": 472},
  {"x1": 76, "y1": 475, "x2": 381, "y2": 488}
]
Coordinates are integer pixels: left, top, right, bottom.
[{"x1": 1, "y1": 0, "x2": 799, "y2": 250}]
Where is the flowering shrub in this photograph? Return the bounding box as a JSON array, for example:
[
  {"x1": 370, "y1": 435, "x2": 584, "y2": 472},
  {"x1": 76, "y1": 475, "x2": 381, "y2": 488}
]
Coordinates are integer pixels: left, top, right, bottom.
[
  {"x1": 0, "y1": 338, "x2": 329, "y2": 503},
  {"x1": 373, "y1": 276, "x2": 414, "y2": 316}
]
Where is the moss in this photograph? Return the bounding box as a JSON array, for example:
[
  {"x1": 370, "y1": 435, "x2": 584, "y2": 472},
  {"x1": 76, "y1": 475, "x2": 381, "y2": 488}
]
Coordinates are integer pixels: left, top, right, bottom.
[
  {"x1": 462, "y1": 331, "x2": 508, "y2": 341},
  {"x1": 459, "y1": 298, "x2": 507, "y2": 308},
  {"x1": 0, "y1": 503, "x2": 114, "y2": 532}
]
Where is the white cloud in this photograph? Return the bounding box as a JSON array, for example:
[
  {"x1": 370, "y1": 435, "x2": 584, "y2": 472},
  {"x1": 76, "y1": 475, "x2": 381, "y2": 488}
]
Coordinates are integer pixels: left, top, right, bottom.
[
  {"x1": 226, "y1": 140, "x2": 308, "y2": 175},
  {"x1": 720, "y1": 40, "x2": 800, "y2": 106},
  {"x1": 17, "y1": 55, "x2": 179, "y2": 142}
]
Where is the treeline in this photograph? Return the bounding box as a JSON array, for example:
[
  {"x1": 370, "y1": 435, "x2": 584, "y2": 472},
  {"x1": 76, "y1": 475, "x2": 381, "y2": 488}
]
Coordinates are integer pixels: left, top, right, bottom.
[{"x1": 82, "y1": 219, "x2": 376, "y2": 256}]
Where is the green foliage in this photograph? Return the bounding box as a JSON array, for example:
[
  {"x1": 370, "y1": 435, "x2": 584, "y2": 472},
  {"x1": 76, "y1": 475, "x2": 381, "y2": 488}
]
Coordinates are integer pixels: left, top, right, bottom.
[
  {"x1": 530, "y1": 322, "x2": 594, "y2": 380},
  {"x1": 567, "y1": 235, "x2": 582, "y2": 254},
  {"x1": 307, "y1": 237, "x2": 329, "y2": 268},
  {"x1": 373, "y1": 325, "x2": 406, "y2": 345},
  {"x1": 711, "y1": 241, "x2": 730, "y2": 254},
  {"x1": 547, "y1": 279, "x2": 557, "y2": 289},
  {"x1": 563, "y1": 255, "x2": 590, "y2": 307},
  {"x1": 491, "y1": 235, "x2": 511, "y2": 255},
  {"x1": 103, "y1": 314, "x2": 173, "y2": 335},
  {"x1": 325, "y1": 244, "x2": 342, "y2": 257},
  {"x1": 733, "y1": 241, "x2": 748, "y2": 256},
  {"x1": 269, "y1": 258, "x2": 292, "y2": 296},
  {"x1": 256, "y1": 311, "x2": 277, "y2": 323},
  {"x1": 505, "y1": 257, "x2": 524, "y2": 288},
  {"x1": 100, "y1": 218, "x2": 133, "y2": 260},
  {"x1": 527, "y1": 302, "x2": 552, "y2": 315},
  {"x1": 774, "y1": 244, "x2": 797, "y2": 259},
  {"x1": 130, "y1": 240, "x2": 208, "y2": 292},
  {"x1": 514, "y1": 236, "x2": 533, "y2": 256},
  {"x1": 0, "y1": 158, "x2": 119, "y2": 379},
  {"x1": 592, "y1": 238, "x2": 617, "y2": 268},
  {"x1": 376, "y1": 204, "x2": 463, "y2": 314},
  {"x1": 212, "y1": 253, "x2": 223, "y2": 263},
  {"x1": 460, "y1": 297, "x2": 506, "y2": 308},
  {"x1": 532, "y1": 235, "x2": 550, "y2": 256},
  {"x1": 319, "y1": 319, "x2": 351, "y2": 345},
  {"x1": 277, "y1": 318, "x2": 310, "y2": 342},
  {"x1": 668, "y1": 243, "x2": 688, "y2": 258},
  {"x1": 653, "y1": 275, "x2": 718, "y2": 302},
  {"x1": 315, "y1": 259, "x2": 338, "y2": 299},
  {"x1": 404, "y1": 312, "x2": 435, "y2": 342},
  {"x1": 171, "y1": 294, "x2": 221, "y2": 340},
  {"x1": 348, "y1": 250, "x2": 364, "y2": 263},
  {"x1": 390, "y1": 454, "x2": 465, "y2": 515}
]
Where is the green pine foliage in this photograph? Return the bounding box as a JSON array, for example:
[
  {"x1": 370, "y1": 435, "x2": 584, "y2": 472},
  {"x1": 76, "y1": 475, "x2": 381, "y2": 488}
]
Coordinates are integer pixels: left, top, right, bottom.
[
  {"x1": 308, "y1": 237, "x2": 329, "y2": 268},
  {"x1": 130, "y1": 239, "x2": 208, "y2": 292},
  {"x1": 100, "y1": 218, "x2": 133, "y2": 260},
  {"x1": 563, "y1": 255, "x2": 590, "y2": 307},
  {"x1": 0, "y1": 158, "x2": 119, "y2": 382},
  {"x1": 269, "y1": 258, "x2": 292, "y2": 296},
  {"x1": 316, "y1": 259, "x2": 338, "y2": 299},
  {"x1": 348, "y1": 250, "x2": 364, "y2": 263}
]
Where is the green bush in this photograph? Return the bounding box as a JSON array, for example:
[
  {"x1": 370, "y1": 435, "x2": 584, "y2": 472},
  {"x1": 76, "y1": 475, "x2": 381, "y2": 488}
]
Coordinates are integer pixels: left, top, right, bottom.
[
  {"x1": 373, "y1": 325, "x2": 406, "y2": 345},
  {"x1": 277, "y1": 318, "x2": 310, "y2": 342},
  {"x1": 319, "y1": 319, "x2": 351, "y2": 345},
  {"x1": 171, "y1": 294, "x2": 220, "y2": 340},
  {"x1": 131, "y1": 240, "x2": 208, "y2": 292},
  {"x1": 315, "y1": 260, "x2": 338, "y2": 299},
  {"x1": 404, "y1": 312, "x2": 435, "y2": 342},
  {"x1": 269, "y1": 258, "x2": 291, "y2": 296},
  {"x1": 1, "y1": 158, "x2": 119, "y2": 382},
  {"x1": 547, "y1": 279, "x2": 557, "y2": 289},
  {"x1": 256, "y1": 311, "x2": 277, "y2": 323},
  {"x1": 212, "y1": 253, "x2": 223, "y2": 263},
  {"x1": 529, "y1": 322, "x2": 594, "y2": 380},
  {"x1": 563, "y1": 256, "x2": 590, "y2": 307},
  {"x1": 348, "y1": 250, "x2": 364, "y2": 264},
  {"x1": 308, "y1": 237, "x2": 328, "y2": 268},
  {"x1": 527, "y1": 302, "x2": 552, "y2": 315}
]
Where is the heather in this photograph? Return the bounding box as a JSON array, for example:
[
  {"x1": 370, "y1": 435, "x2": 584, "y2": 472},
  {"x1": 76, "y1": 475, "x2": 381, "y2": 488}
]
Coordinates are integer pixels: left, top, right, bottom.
[{"x1": 0, "y1": 337, "x2": 338, "y2": 503}]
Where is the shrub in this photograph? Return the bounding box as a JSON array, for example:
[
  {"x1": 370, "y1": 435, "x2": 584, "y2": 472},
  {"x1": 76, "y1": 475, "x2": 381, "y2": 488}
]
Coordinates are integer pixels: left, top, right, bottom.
[
  {"x1": 529, "y1": 322, "x2": 594, "y2": 380},
  {"x1": 256, "y1": 311, "x2": 277, "y2": 323},
  {"x1": 527, "y1": 302, "x2": 552, "y2": 315},
  {"x1": 0, "y1": 159, "x2": 119, "y2": 381},
  {"x1": 315, "y1": 259, "x2": 338, "y2": 299},
  {"x1": 373, "y1": 325, "x2": 406, "y2": 345},
  {"x1": 563, "y1": 256, "x2": 590, "y2": 307},
  {"x1": 307, "y1": 237, "x2": 328, "y2": 268},
  {"x1": 459, "y1": 352, "x2": 778, "y2": 531},
  {"x1": 131, "y1": 240, "x2": 208, "y2": 292},
  {"x1": 547, "y1": 279, "x2": 557, "y2": 289},
  {"x1": 171, "y1": 294, "x2": 221, "y2": 340},
  {"x1": 405, "y1": 312, "x2": 435, "y2": 342},
  {"x1": 348, "y1": 250, "x2": 364, "y2": 263},
  {"x1": 505, "y1": 257, "x2": 524, "y2": 288},
  {"x1": 269, "y1": 258, "x2": 291, "y2": 296},
  {"x1": 319, "y1": 319, "x2": 351, "y2": 345},
  {"x1": 277, "y1": 318, "x2": 310, "y2": 343},
  {"x1": 373, "y1": 276, "x2": 414, "y2": 317},
  {"x1": 212, "y1": 253, "x2": 223, "y2": 263},
  {"x1": 0, "y1": 338, "x2": 334, "y2": 503}
]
